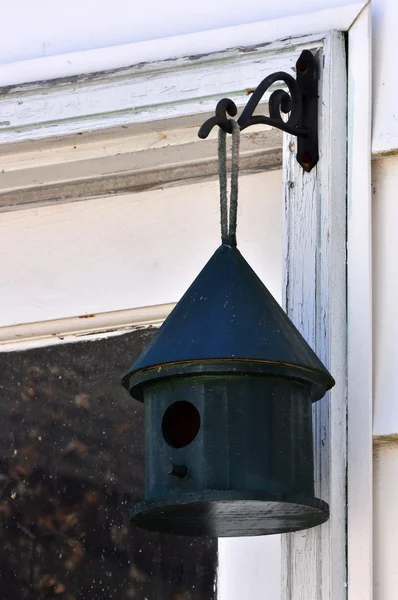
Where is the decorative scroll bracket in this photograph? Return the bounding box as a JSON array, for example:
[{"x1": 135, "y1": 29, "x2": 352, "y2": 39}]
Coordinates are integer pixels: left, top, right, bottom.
[{"x1": 198, "y1": 50, "x2": 319, "y2": 172}]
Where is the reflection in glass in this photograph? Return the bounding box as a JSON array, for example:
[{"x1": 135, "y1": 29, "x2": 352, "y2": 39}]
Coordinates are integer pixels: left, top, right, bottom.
[{"x1": 0, "y1": 330, "x2": 216, "y2": 599}]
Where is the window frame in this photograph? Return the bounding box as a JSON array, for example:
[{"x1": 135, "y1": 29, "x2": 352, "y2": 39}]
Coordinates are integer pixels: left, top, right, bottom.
[{"x1": 0, "y1": 3, "x2": 372, "y2": 598}]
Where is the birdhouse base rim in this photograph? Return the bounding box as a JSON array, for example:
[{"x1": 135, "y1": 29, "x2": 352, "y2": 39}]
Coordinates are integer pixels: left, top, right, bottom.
[{"x1": 130, "y1": 490, "x2": 329, "y2": 537}]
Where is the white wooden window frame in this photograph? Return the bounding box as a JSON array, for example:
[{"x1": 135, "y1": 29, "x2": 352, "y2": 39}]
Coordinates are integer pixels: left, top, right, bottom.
[{"x1": 0, "y1": 2, "x2": 371, "y2": 599}]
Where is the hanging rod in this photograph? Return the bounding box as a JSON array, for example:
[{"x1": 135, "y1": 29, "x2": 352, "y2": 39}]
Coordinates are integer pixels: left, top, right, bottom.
[{"x1": 198, "y1": 49, "x2": 319, "y2": 172}]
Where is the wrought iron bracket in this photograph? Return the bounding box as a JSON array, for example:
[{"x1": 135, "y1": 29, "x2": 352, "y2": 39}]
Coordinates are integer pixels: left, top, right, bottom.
[{"x1": 198, "y1": 50, "x2": 319, "y2": 172}]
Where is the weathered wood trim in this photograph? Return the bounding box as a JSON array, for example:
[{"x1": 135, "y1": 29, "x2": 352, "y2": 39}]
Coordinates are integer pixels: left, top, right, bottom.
[
  {"x1": 281, "y1": 31, "x2": 347, "y2": 600},
  {"x1": 0, "y1": 35, "x2": 323, "y2": 147},
  {"x1": 0, "y1": 304, "x2": 174, "y2": 352},
  {"x1": 0, "y1": 148, "x2": 282, "y2": 212},
  {"x1": 0, "y1": 37, "x2": 316, "y2": 211}
]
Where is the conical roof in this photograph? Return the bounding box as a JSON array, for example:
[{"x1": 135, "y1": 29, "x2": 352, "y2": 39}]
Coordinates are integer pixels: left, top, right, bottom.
[{"x1": 123, "y1": 245, "x2": 334, "y2": 400}]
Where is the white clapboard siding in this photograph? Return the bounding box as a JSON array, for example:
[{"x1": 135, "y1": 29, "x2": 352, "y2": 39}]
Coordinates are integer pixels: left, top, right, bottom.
[
  {"x1": 373, "y1": 155, "x2": 398, "y2": 437},
  {"x1": 374, "y1": 441, "x2": 398, "y2": 600}
]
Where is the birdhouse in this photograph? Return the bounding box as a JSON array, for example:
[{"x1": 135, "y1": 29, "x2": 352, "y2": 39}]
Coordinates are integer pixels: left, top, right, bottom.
[{"x1": 122, "y1": 244, "x2": 334, "y2": 537}]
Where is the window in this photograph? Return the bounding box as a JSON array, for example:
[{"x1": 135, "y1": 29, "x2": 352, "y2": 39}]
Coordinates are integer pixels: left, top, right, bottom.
[
  {"x1": 0, "y1": 331, "x2": 216, "y2": 599},
  {"x1": 0, "y1": 4, "x2": 371, "y2": 596}
]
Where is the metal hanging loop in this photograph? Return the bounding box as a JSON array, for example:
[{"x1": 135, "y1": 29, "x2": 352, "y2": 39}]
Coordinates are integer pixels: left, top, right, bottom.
[{"x1": 218, "y1": 120, "x2": 240, "y2": 247}]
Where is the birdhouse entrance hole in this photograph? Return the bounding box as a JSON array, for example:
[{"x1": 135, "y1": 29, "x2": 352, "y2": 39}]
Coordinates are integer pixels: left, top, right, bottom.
[{"x1": 162, "y1": 401, "x2": 201, "y2": 448}]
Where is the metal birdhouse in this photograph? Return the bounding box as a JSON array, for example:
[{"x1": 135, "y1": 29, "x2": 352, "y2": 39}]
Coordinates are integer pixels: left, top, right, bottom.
[{"x1": 122, "y1": 91, "x2": 334, "y2": 537}]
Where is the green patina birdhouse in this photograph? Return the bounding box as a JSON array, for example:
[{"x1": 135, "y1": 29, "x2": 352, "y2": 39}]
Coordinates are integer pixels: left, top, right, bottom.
[
  {"x1": 122, "y1": 107, "x2": 334, "y2": 538},
  {"x1": 122, "y1": 243, "x2": 334, "y2": 538}
]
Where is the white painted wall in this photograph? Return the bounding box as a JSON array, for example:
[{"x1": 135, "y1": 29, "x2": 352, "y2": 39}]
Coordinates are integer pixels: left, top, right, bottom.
[
  {"x1": 0, "y1": 171, "x2": 282, "y2": 328},
  {"x1": 218, "y1": 536, "x2": 281, "y2": 600},
  {"x1": 373, "y1": 155, "x2": 398, "y2": 436},
  {"x1": 0, "y1": 0, "x2": 354, "y2": 64}
]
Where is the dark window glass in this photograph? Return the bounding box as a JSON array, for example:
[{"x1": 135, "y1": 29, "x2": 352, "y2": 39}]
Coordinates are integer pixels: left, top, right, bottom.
[{"x1": 0, "y1": 330, "x2": 216, "y2": 600}]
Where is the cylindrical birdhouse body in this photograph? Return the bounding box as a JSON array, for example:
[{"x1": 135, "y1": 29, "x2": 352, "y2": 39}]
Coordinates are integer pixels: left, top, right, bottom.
[{"x1": 123, "y1": 245, "x2": 334, "y2": 537}]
